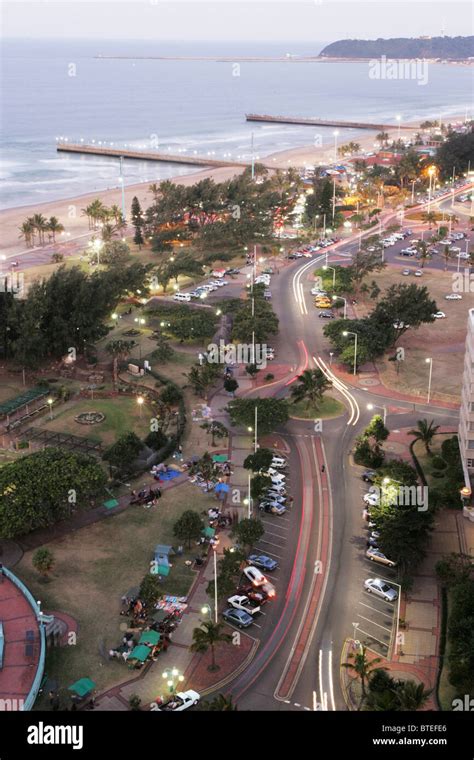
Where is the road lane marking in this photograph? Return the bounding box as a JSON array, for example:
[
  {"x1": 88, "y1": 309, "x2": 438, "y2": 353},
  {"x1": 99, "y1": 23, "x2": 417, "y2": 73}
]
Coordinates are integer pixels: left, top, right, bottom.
[
  {"x1": 356, "y1": 628, "x2": 390, "y2": 648},
  {"x1": 357, "y1": 614, "x2": 393, "y2": 633}
]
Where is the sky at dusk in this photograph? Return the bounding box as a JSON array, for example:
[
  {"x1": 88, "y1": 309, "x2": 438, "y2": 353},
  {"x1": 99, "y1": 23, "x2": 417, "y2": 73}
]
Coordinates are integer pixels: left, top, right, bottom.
[{"x1": 2, "y1": 0, "x2": 473, "y2": 42}]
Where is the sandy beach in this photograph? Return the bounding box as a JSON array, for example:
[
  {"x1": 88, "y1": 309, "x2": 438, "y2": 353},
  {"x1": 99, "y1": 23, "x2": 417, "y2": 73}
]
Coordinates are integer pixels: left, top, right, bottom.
[{"x1": 0, "y1": 115, "x2": 457, "y2": 258}]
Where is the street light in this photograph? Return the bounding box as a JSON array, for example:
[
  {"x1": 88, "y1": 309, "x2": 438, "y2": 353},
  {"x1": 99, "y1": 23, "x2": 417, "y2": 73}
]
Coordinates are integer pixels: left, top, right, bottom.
[
  {"x1": 342, "y1": 330, "x2": 358, "y2": 376},
  {"x1": 162, "y1": 669, "x2": 185, "y2": 696},
  {"x1": 47, "y1": 397, "x2": 54, "y2": 420},
  {"x1": 333, "y1": 294, "x2": 347, "y2": 319},
  {"x1": 323, "y1": 264, "x2": 336, "y2": 287},
  {"x1": 425, "y1": 357, "x2": 433, "y2": 403},
  {"x1": 427, "y1": 165, "x2": 437, "y2": 210},
  {"x1": 367, "y1": 402, "x2": 387, "y2": 425},
  {"x1": 137, "y1": 395, "x2": 144, "y2": 417}
]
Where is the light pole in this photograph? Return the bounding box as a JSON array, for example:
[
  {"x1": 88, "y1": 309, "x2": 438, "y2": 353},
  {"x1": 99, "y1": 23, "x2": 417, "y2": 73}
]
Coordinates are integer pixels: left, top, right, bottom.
[
  {"x1": 329, "y1": 352, "x2": 334, "y2": 366},
  {"x1": 162, "y1": 668, "x2": 184, "y2": 696},
  {"x1": 213, "y1": 545, "x2": 218, "y2": 622},
  {"x1": 323, "y1": 264, "x2": 336, "y2": 288},
  {"x1": 47, "y1": 397, "x2": 54, "y2": 420},
  {"x1": 137, "y1": 395, "x2": 144, "y2": 417},
  {"x1": 367, "y1": 402, "x2": 387, "y2": 425},
  {"x1": 427, "y1": 165, "x2": 436, "y2": 211},
  {"x1": 334, "y1": 294, "x2": 347, "y2": 319},
  {"x1": 425, "y1": 357, "x2": 433, "y2": 404},
  {"x1": 343, "y1": 330, "x2": 358, "y2": 376},
  {"x1": 396, "y1": 114, "x2": 401, "y2": 141},
  {"x1": 119, "y1": 156, "x2": 126, "y2": 222}
]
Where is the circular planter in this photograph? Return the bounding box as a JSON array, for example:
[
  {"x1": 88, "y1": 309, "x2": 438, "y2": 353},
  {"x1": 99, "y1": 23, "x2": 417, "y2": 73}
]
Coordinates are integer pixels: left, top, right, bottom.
[{"x1": 75, "y1": 411, "x2": 105, "y2": 425}]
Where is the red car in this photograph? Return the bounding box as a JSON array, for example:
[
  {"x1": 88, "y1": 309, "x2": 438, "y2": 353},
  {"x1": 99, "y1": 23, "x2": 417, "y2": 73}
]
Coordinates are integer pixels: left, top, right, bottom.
[{"x1": 235, "y1": 585, "x2": 271, "y2": 604}]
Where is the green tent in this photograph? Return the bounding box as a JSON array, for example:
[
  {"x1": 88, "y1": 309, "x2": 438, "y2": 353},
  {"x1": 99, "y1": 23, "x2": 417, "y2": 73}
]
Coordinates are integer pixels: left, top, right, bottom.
[
  {"x1": 202, "y1": 526, "x2": 215, "y2": 539},
  {"x1": 129, "y1": 644, "x2": 151, "y2": 663},
  {"x1": 150, "y1": 563, "x2": 170, "y2": 577},
  {"x1": 151, "y1": 610, "x2": 168, "y2": 624},
  {"x1": 68, "y1": 677, "x2": 96, "y2": 698},
  {"x1": 212, "y1": 454, "x2": 228, "y2": 463},
  {"x1": 139, "y1": 630, "x2": 161, "y2": 646}
]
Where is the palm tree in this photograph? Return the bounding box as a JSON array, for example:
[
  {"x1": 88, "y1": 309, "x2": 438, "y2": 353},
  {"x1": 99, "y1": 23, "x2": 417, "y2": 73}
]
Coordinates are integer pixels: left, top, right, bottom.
[
  {"x1": 376, "y1": 132, "x2": 389, "y2": 147},
  {"x1": 422, "y1": 211, "x2": 437, "y2": 229},
  {"x1": 200, "y1": 693, "x2": 237, "y2": 711},
  {"x1": 18, "y1": 219, "x2": 35, "y2": 247},
  {"x1": 395, "y1": 679, "x2": 432, "y2": 711},
  {"x1": 109, "y1": 204, "x2": 123, "y2": 224},
  {"x1": 31, "y1": 213, "x2": 48, "y2": 245},
  {"x1": 415, "y1": 241, "x2": 429, "y2": 268},
  {"x1": 408, "y1": 419, "x2": 440, "y2": 454},
  {"x1": 47, "y1": 216, "x2": 64, "y2": 243},
  {"x1": 190, "y1": 621, "x2": 232, "y2": 672},
  {"x1": 442, "y1": 243, "x2": 452, "y2": 271},
  {"x1": 342, "y1": 646, "x2": 386, "y2": 709},
  {"x1": 291, "y1": 368, "x2": 332, "y2": 411},
  {"x1": 105, "y1": 339, "x2": 135, "y2": 388},
  {"x1": 81, "y1": 203, "x2": 94, "y2": 229},
  {"x1": 149, "y1": 183, "x2": 160, "y2": 202}
]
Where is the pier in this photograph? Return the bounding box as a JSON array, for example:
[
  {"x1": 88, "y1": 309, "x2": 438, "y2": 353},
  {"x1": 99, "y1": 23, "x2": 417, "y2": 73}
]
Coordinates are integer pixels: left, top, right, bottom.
[
  {"x1": 56, "y1": 143, "x2": 251, "y2": 168},
  {"x1": 245, "y1": 114, "x2": 412, "y2": 130}
]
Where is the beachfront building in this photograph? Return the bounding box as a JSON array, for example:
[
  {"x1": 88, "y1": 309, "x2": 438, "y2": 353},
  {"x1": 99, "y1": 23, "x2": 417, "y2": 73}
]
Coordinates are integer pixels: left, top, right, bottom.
[{"x1": 459, "y1": 308, "x2": 474, "y2": 477}]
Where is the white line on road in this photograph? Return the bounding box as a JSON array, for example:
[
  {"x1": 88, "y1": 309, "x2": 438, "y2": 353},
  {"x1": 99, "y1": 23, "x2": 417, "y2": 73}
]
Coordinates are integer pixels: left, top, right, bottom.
[{"x1": 357, "y1": 614, "x2": 393, "y2": 633}]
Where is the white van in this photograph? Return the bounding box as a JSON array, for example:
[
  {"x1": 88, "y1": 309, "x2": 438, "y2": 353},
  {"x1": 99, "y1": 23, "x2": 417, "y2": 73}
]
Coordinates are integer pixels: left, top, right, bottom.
[{"x1": 173, "y1": 292, "x2": 191, "y2": 302}]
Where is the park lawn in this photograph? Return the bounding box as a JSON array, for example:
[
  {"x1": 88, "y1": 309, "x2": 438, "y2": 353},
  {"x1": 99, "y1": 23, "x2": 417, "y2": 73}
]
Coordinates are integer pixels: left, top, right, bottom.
[
  {"x1": 437, "y1": 592, "x2": 458, "y2": 711},
  {"x1": 355, "y1": 266, "x2": 467, "y2": 403},
  {"x1": 0, "y1": 381, "x2": 28, "y2": 405},
  {"x1": 412, "y1": 434, "x2": 452, "y2": 489},
  {"x1": 16, "y1": 481, "x2": 215, "y2": 703},
  {"x1": 289, "y1": 395, "x2": 345, "y2": 420},
  {"x1": 34, "y1": 396, "x2": 153, "y2": 447}
]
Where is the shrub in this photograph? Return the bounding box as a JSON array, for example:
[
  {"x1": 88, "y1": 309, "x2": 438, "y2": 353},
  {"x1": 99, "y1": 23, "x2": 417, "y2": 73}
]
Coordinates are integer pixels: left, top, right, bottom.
[
  {"x1": 144, "y1": 430, "x2": 168, "y2": 451},
  {"x1": 431, "y1": 456, "x2": 447, "y2": 470}
]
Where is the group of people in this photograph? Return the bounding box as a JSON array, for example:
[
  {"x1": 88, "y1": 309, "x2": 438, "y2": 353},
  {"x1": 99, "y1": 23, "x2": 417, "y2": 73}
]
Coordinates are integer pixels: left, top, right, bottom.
[{"x1": 130, "y1": 486, "x2": 162, "y2": 507}]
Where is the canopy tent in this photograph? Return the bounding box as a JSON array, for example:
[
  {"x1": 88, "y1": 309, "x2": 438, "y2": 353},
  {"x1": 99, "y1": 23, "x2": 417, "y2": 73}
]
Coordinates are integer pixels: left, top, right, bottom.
[
  {"x1": 68, "y1": 677, "x2": 96, "y2": 698},
  {"x1": 202, "y1": 526, "x2": 216, "y2": 539},
  {"x1": 212, "y1": 454, "x2": 228, "y2": 463},
  {"x1": 139, "y1": 630, "x2": 161, "y2": 646},
  {"x1": 214, "y1": 482, "x2": 230, "y2": 494},
  {"x1": 151, "y1": 609, "x2": 169, "y2": 624},
  {"x1": 128, "y1": 644, "x2": 151, "y2": 663},
  {"x1": 151, "y1": 563, "x2": 170, "y2": 577},
  {"x1": 154, "y1": 545, "x2": 175, "y2": 557}
]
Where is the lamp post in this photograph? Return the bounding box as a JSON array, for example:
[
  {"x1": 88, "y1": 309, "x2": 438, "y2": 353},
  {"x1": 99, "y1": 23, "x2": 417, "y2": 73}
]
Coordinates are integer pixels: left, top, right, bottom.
[
  {"x1": 137, "y1": 395, "x2": 144, "y2": 417},
  {"x1": 162, "y1": 668, "x2": 184, "y2": 696},
  {"x1": 367, "y1": 402, "x2": 387, "y2": 425},
  {"x1": 425, "y1": 357, "x2": 433, "y2": 404},
  {"x1": 427, "y1": 166, "x2": 436, "y2": 211},
  {"x1": 47, "y1": 397, "x2": 54, "y2": 420},
  {"x1": 323, "y1": 264, "x2": 336, "y2": 288},
  {"x1": 334, "y1": 294, "x2": 347, "y2": 319},
  {"x1": 342, "y1": 330, "x2": 358, "y2": 376}
]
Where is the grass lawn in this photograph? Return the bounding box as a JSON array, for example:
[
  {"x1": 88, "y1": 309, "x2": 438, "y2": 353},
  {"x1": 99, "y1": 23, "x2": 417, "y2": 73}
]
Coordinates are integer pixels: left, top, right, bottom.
[
  {"x1": 412, "y1": 434, "x2": 452, "y2": 489},
  {"x1": 438, "y1": 591, "x2": 458, "y2": 711},
  {"x1": 33, "y1": 397, "x2": 153, "y2": 447},
  {"x1": 289, "y1": 395, "x2": 345, "y2": 419},
  {"x1": 0, "y1": 381, "x2": 28, "y2": 405},
  {"x1": 15, "y1": 481, "x2": 215, "y2": 703},
  {"x1": 354, "y1": 267, "x2": 467, "y2": 402}
]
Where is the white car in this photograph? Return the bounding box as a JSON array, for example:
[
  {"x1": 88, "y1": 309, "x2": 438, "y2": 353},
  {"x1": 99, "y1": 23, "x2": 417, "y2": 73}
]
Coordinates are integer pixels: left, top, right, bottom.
[
  {"x1": 432, "y1": 311, "x2": 446, "y2": 319},
  {"x1": 363, "y1": 493, "x2": 380, "y2": 507},
  {"x1": 364, "y1": 578, "x2": 398, "y2": 602},
  {"x1": 271, "y1": 457, "x2": 287, "y2": 469},
  {"x1": 243, "y1": 566, "x2": 276, "y2": 599},
  {"x1": 366, "y1": 548, "x2": 397, "y2": 568},
  {"x1": 311, "y1": 287, "x2": 328, "y2": 296},
  {"x1": 227, "y1": 595, "x2": 260, "y2": 615},
  {"x1": 414, "y1": 270, "x2": 423, "y2": 277},
  {"x1": 173, "y1": 292, "x2": 191, "y2": 302},
  {"x1": 154, "y1": 690, "x2": 200, "y2": 711},
  {"x1": 265, "y1": 491, "x2": 286, "y2": 503},
  {"x1": 265, "y1": 467, "x2": 285, "y2": 479},
  {"x1": 445, "y1": 293, "x2": 462, "y2": 300}
]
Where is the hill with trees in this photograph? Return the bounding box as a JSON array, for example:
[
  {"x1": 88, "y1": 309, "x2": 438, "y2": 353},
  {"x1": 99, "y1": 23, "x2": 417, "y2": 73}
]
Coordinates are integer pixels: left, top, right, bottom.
[{"x1": 320, "y1": 36, "x2": 474, "y2": 60}]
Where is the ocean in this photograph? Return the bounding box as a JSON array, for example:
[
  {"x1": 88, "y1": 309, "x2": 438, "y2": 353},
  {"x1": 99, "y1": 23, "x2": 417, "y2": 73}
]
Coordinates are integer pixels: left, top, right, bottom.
[{"x1": 0, "y1": 38, "x2": 472, "y2": 210}]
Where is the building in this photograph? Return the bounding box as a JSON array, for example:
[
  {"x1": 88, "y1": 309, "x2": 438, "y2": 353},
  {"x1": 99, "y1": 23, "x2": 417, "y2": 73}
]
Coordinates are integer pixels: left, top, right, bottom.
[{"x1": 459, "y1": 308, "x2": 474, "y2": 478}]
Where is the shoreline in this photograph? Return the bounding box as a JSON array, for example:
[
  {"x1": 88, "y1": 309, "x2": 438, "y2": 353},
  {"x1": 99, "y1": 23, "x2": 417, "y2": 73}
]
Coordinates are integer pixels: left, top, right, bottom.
[{"x1": 0, "y1": 112, "x2": 467, "y2": 258}]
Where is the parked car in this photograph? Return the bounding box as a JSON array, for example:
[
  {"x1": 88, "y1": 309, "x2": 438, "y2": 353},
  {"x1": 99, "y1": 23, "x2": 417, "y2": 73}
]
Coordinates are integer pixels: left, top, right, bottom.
[
  {"x1": 247, "y1": 554, "x2": 278, "y2": 571},
  {"x1": 432, "y1": 311, "x2": 446, "y2": 319},
  {"x1": 402, "y1": 269, "x2": 411, "y2": 276},
  {"x1": 265, "y1": 491, "x2": 286, "y2": 503},
  {"x1": 363, "y1": 493, "x2": 380, "y2": 506},
  {"x1": 173, "y1": 292, "x2": 191, "y2": 302},
  {"x1": 414, "y1": 270, "x2": 423, "y2": 277},
  {"x1": 243, "y1": 565, "x2": 267, "y2": 586},
  {"x1": 155, "y1": 690, "x2": 200, "y2": 711},
  {"x1": 362, "y1": 471, "x2": 376, "y2": 483},
  {"x1": 235, "y1": 585, "x2": 270, "y2": 604},
  {"x1": 259, "y1": 501, "x2": 286, "y2": 515},
  {"x1": 364, "y1": 578, "x2": 398, "y2": 602},
  {"x1": 222, "y1": 608, "x2": 254, "y2": 628},
  {"x1": 445, "y1": 293, "x2": 463, "y2": 300},
  {"x1": 271, "y1": 457, "x2": 287, "y2": 468},
  {"x1": 227, "y1": 595, "x2": 260, "y2": 615},
  {"x1": 319, "y1": 310, "x2": 334, "y2": 319},
  {"x1": 311, "y1": 287, "x2": 328, "y2": 296},
  {"x1": 366, "y1": 548, "x2": 397, "y2": 567}
]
